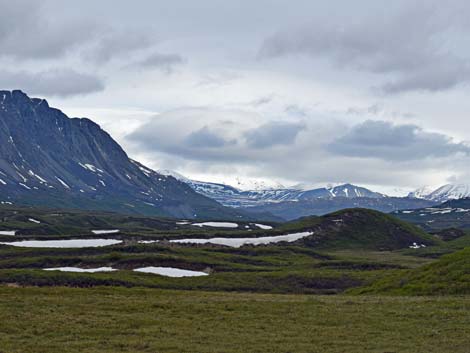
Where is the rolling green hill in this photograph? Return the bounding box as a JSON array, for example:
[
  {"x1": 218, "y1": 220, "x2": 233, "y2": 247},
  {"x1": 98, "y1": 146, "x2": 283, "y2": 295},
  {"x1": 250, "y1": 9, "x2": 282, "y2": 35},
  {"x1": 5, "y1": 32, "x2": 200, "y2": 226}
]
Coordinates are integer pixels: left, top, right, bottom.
[
  {"x1": 353, "y1": 246, "x2": 470, "y2": 295},
  {"x1": 282, "y1": 208, "x2": 438, "y2": 251}
]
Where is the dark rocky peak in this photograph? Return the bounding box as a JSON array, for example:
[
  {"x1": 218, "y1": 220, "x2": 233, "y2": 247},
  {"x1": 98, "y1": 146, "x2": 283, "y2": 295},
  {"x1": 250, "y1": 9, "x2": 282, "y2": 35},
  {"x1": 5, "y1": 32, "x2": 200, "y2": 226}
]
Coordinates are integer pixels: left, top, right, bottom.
[{"x1": 0, "y1": 90, "x2": 243, "y2": 220}]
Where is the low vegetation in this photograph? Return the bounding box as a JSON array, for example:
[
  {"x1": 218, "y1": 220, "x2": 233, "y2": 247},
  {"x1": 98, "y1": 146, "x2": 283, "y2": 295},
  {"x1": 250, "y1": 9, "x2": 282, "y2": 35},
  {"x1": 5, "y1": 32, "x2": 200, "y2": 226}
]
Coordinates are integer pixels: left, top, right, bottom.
[
  {"x1": 352, "y1": 247, "x2": 470, "y2": 295},
  {"x1": 1, "y1": 205, "x2": 470, "y2": 351},
  {"x1": 1, "y1": 287, "x2": 470, "y2": 353}
]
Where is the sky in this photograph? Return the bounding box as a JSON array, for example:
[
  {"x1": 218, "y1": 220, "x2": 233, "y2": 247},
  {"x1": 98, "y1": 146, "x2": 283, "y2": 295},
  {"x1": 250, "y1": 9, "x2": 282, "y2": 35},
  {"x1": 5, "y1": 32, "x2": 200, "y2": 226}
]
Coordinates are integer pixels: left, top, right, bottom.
[{"x1": 2, "y1": 0, "x2": 470, "y2": 194}]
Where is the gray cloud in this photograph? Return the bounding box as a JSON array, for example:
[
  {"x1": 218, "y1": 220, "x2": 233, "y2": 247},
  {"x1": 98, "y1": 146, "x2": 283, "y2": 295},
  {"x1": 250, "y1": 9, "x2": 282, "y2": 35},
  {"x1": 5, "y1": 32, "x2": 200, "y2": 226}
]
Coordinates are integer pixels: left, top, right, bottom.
[
  {"x1": 260, "y1": 3, "x2": 470, "y2": 93},
  {"x1": 0, "y1": 1, "x2": 160, "y2": 66},
  {"x1": 248, "y1": 95, "x2": 274, "y2": 107},
  {"x1": 284, "y1": 104, "x2": 309, "y2": 117},
  {"x1": 0, "y1": 0, "x2": 97, "y2": 60},
  {"x1": 184, "y1": 126, "x2": 234, "y2": 148},
  {"x1": 125, "y1": 108, "x2": 307, "y2": 165},
  {"x1": 0, "y1": 69, "x2": 105, "y2": 97},
  {"x1": 246, "y1": 121, "x2": 306, "y2": 148},
  {"x1": 125, "y1": 108, "x2": 252, "y2": 162},
  {"x1": 85, "y1": 31, "x2": 155, "y2": 64},
  {"x1": 133, "y1": 52, "x2": 185, "y2": 73},
  {"x1": 381, "y1": 65, "x2": 470, "y2": 93},
  {"x1": 196, "y1": 72, "x2": 242, "y2": 87},
  {"x1": 347, "y1": 104, "x2": 384, "y2": 116},
  {"x1": 328, "y1": 120, "x2": 470, "y2": 160}
]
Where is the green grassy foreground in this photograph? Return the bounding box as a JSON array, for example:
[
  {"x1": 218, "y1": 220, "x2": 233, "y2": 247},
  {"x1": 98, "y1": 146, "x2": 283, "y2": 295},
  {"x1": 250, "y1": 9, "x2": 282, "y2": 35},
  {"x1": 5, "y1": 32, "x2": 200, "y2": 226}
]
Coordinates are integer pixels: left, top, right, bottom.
[
  {"x1": 0, "y1": 286, "x2": 469, "y2": 353},
  {"x1": 354, "y1": 247, "x2": 470, "y2": 295}
]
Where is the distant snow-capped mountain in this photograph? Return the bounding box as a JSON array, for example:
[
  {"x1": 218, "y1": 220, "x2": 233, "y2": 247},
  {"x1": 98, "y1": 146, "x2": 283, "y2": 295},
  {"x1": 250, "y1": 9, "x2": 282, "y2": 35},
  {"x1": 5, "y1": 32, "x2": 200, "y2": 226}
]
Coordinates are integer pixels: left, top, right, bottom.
[
  {"x1": 156, "y1": 170, "x2": 436, "y2": 219},
  {"x1": 408, "y1": 186, "x2": 436, "y2": 199},
  {"x1": 157, "y1": 171, "x2": 388, "y2": 207},
  {"x1": 409, "y1": 184, "x2": 470, "y2": 203},
  {"x1": 233, "y1": 177, "x2": 286, "y2": 191}
]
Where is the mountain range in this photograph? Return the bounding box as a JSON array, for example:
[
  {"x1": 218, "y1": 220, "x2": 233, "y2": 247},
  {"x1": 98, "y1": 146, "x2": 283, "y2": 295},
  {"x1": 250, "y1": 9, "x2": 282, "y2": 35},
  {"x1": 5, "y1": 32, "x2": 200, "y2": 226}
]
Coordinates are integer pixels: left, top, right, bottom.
[
  {"x1": 158, "y1": 170, "x2": 436, "y2": 220},
  {"x1": 0, "y1": 90, "x2": 254, "y2": 220},
  {"x1": 158, "y1": 170, "x2": 386, "y2": 206}
]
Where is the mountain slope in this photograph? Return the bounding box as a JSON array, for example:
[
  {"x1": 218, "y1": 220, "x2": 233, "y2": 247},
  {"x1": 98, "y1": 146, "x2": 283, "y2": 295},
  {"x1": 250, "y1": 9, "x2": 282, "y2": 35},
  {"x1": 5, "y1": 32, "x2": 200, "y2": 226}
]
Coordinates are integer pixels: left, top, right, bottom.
[
  {"x1": 0, "y1": 90, "x2": 249, "y2": 220},
  {"x1": 409, "y1": 184, "x2": 470, "y2": 203}
]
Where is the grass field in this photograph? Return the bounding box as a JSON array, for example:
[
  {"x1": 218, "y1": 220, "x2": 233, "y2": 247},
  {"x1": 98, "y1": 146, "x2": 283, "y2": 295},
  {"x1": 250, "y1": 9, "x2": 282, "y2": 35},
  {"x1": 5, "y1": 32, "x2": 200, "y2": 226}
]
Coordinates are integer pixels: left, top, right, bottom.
[
  {"x1": 1, "y1": 206, "x2": 470, "y2": 352},
  {"x1": 0, "y1": 286, "x2": 469, "y2": 353}
]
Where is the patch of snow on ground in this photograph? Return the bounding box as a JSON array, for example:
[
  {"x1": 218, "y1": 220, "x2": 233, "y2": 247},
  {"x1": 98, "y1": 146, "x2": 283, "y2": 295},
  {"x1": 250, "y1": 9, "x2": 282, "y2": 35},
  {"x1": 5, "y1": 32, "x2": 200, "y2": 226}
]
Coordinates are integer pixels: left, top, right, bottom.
[
  {"x1": 409, "y1": 242, "x2": 427, "y2": 249},
  {"x1": 28, "y1": 218, "x2": 41, "y2": 224},
  {"x1": 253, "y1": 223, "x2": 273, "y2": 230},
  {"x1": 170, "y1": 231, "x2": 313, "y2": 248},
  {"x1": 44, "y1": 267, "x2": 116, "y2": 273},
  {"x1": 192, "y1": 222, "x2": 238, "y2": 228},
  {"x1": 0, "y1": 230, "x2": 16, "y2": 236},
  {"x1": 91, "y1": 229, "x2": 120, "y2": 235},
  {"x1": 0, "y1": 239, "x2": 122, "y2": 248},
  {"x1": 133, "y1": 266, "x2": 208, "y2": 277}
]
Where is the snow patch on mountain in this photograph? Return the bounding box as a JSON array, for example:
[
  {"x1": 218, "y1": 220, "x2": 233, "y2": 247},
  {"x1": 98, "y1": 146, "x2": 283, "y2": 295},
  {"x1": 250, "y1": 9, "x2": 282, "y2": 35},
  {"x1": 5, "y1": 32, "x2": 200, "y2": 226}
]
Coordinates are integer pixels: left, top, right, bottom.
[{"x1": 409, "y1": 184, "x2": 470, "y2": 202}]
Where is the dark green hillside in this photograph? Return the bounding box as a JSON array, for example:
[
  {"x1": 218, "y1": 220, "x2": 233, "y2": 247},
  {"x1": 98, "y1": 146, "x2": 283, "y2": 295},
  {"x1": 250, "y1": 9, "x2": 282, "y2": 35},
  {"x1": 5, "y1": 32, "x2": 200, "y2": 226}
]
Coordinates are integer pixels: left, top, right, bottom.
[
  {"x1": 284, "y1": 208, "x2": 437, "y2": 250},
  {"x1": 0, "y1": 205, "x2": 279, "y2": 238}
]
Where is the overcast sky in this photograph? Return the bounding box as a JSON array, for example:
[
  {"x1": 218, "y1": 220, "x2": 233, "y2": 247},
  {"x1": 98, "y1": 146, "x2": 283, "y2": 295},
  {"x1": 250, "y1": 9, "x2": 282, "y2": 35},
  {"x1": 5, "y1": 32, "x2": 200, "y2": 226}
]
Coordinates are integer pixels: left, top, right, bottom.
[{"x1": 2, "y1": 0, "x2": 470, "y2": 194}]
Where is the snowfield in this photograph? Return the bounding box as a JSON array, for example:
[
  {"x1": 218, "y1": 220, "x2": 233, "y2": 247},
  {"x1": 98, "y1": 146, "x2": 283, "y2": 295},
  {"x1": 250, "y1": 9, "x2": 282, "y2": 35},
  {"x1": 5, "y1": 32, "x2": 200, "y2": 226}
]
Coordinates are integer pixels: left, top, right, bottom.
[
  {"x1": 44, "y1": 267, "x2": 116, "y2": 273},
  {"x1": 253, "y1": 223, "x2": 273, "y2": 230},
  {"x1": 169, "y1": 231, "x2": 313, "y2": 248},
  {"x1": 133, "y1": 266, "x2": 208, "y2": 277},
  {"x1": 192, "y1": 222, "x2": 239, "y2": 228},
  {"x1": 91, "y1": 229, "x2": 120, "y2": 235},
  {"x1": 0, "y1": 239, "x2": 122, "y2": 248}
]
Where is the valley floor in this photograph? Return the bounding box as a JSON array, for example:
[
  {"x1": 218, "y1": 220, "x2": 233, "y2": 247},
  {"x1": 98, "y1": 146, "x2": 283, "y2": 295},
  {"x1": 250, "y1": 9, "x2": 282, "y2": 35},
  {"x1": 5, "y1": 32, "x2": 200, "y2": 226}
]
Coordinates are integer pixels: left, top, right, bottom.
[{"x1": 1, "y1": 286, "x2": 469, "y2": 353}]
